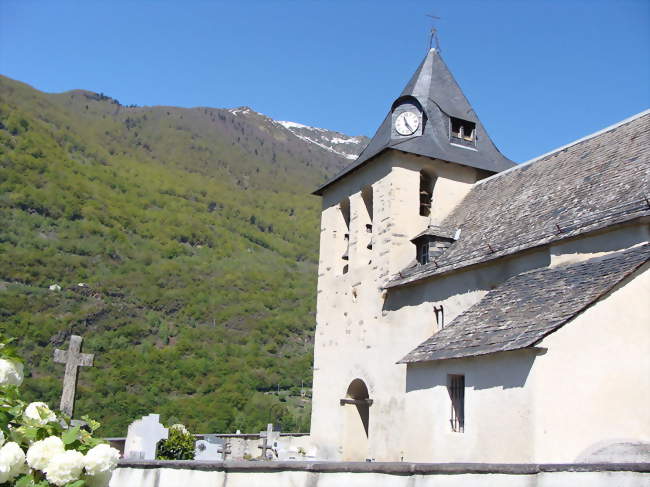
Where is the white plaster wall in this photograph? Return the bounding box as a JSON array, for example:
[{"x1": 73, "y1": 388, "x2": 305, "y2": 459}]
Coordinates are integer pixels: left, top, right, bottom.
[
  {"x1": 401, "y1": 241, "x2": 649, "y2": 463},
  {"x1": 550, "y1": 223, "x2": 650, "y2": 267},
  {"x1": 403, "y1": 350, "x2": 538, "y2": 463},
  {"x1": 311, "y1": 152, "x2": 490, "y2": 461},
  {"x1": 311, "y1": 154, "x2": 394, "y2": 460},
  {"x1": 109, "y1": 467, "x2": 650, "y2": 487},
  {"x1": 532, "y1": 261, "x2": 650, "y2": 462}
]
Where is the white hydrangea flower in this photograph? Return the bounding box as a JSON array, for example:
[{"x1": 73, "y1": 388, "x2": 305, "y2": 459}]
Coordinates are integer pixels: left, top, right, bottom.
[
  {"x1": 0, "y1": 358, "x2": 23, "y2": 386},
  {"x1": 24, "y1": 402, "x2": 57, "y2": 425},
  {"x1": 170, "y1": 424, "x2": 189, "y2": 435},
  {"x1": 26, "y1": 435, "x2": 65, "y2": 471},
  {"x1": 0, "y1": 441, "x2": 27, "y2": 483},
  {"x1": 83, "y1": 443, "x2": 120, "y2": 476},
  {"x1": 44, "y1": 450, "x2": 84, "y2": 487}
]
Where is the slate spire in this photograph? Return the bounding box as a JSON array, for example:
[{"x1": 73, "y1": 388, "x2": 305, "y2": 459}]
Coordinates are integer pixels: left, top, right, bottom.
[{"x1": 314, "y1": 48, "x2": 515, "y2": 195}]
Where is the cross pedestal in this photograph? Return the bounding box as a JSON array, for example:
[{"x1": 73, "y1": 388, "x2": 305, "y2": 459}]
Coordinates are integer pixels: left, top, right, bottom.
[{"x1": 54, "y1": 335, "x2": 94, "y2": 418}]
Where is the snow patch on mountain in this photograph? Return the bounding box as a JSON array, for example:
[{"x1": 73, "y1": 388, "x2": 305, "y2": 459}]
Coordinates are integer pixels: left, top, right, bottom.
[
  {"x1": 228, "y1": 107, "x2": 252, "y2": 116},
  {"x1": 228, "y1": 106, "x2": 368, "y2": 161},
  {"x1": 275, "y1": 120, "x2": 366, "y2": 160}
]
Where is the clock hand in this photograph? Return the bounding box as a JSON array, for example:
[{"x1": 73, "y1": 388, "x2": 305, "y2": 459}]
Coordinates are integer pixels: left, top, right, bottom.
[{"x1": 404, "y1": 118, "x2": 412, "y2": 132}]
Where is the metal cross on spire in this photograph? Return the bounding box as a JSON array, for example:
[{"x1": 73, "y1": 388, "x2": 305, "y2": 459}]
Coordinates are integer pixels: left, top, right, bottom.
[
  {"x1": 426, "y1": 13, "x2": 442, "y2": 51},
  {"x1": 54, "y1": 335, "x2": 94, "y2": 418}
]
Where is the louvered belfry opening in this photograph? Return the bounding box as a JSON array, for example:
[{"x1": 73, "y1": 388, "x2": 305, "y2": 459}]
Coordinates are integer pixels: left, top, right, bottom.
[{"x1": 448, "y1": 374, "x2": 465, "y2": 433}]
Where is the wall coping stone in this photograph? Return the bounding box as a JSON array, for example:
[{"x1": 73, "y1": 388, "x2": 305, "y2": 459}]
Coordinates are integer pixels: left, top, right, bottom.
[{"x1": 117, "y1": 460, "x2": 650, "y2": 475}]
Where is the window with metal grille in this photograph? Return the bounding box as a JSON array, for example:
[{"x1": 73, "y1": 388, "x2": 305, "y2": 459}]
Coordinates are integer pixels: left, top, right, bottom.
[{"x1": 448, "y1": 374, "x2": 465, "y2": 433}]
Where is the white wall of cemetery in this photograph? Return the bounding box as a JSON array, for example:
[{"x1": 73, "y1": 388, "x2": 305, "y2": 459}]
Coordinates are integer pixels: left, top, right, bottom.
[{"x1": 109, "y1": 465, "x2": 649, "y2": 487}]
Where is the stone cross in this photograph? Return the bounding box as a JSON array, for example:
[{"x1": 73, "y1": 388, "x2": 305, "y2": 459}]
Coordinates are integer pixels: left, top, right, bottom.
[
  {"x1": 258, "y1": 423, "x2": 277, "y2": 460},
  {"x1": 219, "y1": 441, "x2": 232, "y2": 461},
  {"x1": 53, "y1": 335, "x2": 94, "y2": 418}
]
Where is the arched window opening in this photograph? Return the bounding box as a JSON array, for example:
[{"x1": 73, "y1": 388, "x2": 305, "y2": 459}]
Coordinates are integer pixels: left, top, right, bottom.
[{"x1": 419, "y1": 171, "x2": 435, "y2": 217}]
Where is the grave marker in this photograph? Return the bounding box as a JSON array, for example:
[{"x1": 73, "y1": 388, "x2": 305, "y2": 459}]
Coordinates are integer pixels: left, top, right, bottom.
[
  {"x1": 53, "y1": 335, "x2": 94, "y2": 418},
  {"x1": 124, "y1": 414, "x2": 168, "y2": 460},
  {"x1": 195, "y1": 436, "x2": 229, "y2": 461},
  {"x1": 258, "y1": 423, "x2": 279, "y2": 460}
]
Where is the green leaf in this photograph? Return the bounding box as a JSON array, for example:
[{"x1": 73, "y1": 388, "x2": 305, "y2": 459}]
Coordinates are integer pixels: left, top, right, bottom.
[
  {"x1": 66, "y1": 480, "x2": 86, "y2": 487},
  {"x1": 62, "y1": 426, "x2": 80, "y2": 445},
  {"x1": 19, "y1": 425, "x2": 40, "y2": 441},
  {"x1": 81, "y1": 415, "x2": 100, "y2": 432},
  {"x1": 15, "y1": 473, "x2": 36, "y2": 487}
]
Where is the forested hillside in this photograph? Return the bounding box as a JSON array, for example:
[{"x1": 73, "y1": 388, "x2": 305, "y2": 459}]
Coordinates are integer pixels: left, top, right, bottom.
[{"x1": 0, "y1": 75, "x2": 367, "y2": 435}]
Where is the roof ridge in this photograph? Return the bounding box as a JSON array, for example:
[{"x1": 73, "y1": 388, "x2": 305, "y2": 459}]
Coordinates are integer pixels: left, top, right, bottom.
[{"x1": 475, "y1": 109, "x2": 650, "y2": 186}]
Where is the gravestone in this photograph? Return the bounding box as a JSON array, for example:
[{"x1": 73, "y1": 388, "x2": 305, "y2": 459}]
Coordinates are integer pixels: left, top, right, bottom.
[
  {"x1": 53, "y1": 335, "x2": 94, "y2": 418},
  {"x1": 194, "y1": 436, "x2": 227, "y2": 461},
  {"x1": 258, "y1": 423, "x2": 280, "y2": 460},
  {"x1": 124, "y1": 414, "x2": 168, "y2": 460}
]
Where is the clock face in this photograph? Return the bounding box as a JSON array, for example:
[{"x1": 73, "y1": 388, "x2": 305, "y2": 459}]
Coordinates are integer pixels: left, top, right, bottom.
[{"x1": 395, "y1": 111, "x2": 420, "y2": 136}]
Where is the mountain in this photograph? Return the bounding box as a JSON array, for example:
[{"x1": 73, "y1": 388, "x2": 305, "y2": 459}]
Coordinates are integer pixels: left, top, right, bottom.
[
  {"x1": 0, "y1": 75, "x2": 368, "y2": 435},
  {"x1": 228, "y1": 106, "x2": 367, "y2": 163}
]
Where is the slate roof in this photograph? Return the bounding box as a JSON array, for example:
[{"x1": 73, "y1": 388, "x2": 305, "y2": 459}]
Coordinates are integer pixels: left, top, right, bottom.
[
  {"x1": 411, "y1": 225, "x2": 457, "y2": 242},
  {"x1": 388, "y1": 111, "x2": 650, "y2": 288},
  {"x1": 399, "y1": 243, "x2": 650, "y2": 364},
  {"x1": 313, "y1": 49, "x2": 515, "y2": 195}
]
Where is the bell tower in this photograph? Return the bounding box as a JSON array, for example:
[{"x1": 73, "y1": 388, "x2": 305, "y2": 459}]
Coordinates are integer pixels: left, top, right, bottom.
[{"x1": 309, "y1": 47, "x2": 514, "y2": 461}]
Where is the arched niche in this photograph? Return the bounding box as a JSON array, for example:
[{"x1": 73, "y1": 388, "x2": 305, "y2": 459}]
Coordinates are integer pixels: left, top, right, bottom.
[{"x1": 340, "y1": 378, "x2": 372, "y2": 460}]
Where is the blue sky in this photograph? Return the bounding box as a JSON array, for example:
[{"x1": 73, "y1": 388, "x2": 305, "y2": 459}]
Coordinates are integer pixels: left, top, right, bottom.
[{"x1": 1, "y1": 1, "x2": 648, "y2": 163}]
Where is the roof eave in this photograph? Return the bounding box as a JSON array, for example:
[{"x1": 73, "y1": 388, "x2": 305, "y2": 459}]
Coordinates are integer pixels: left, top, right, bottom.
[
  {"x1": 397, "y1": 345, "x2": 545, "y2": 365},
  {"x1": 385, "y1": 212, "x2": 650, "y2": 289},
  {"x1": 312, "y1": 147, "x2": 501, "y2": 196}
]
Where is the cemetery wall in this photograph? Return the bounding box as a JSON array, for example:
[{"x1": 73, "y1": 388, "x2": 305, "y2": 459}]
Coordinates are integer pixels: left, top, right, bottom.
[
  {"x1": 109, "y1": 433, "x2": 312, "y2": 460},
  {"x1": 109, "y1": 461, "x2": 650, "y2": 487}
]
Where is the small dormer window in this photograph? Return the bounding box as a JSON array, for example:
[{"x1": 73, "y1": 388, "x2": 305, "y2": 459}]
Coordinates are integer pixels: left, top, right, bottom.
[
  {"x1": 411, "y1": 226, "x2": 457, "y2": 267},
  {"x1": 417, "y1": 241, "x2": 430, "y2": 265},
  {"x1": 450, "y1": 117, "x2": 476, "y2": 147}
]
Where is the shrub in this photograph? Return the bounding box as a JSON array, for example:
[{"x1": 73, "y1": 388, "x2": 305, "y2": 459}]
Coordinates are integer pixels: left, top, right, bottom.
[{"x1": 156, "y1": 424, "x2": 195, "y2": 460}]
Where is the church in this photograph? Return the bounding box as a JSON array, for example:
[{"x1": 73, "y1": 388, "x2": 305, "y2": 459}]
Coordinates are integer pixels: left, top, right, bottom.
[{"x1": 308, "y1": 47, "x2": 649, "y2": 463}]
